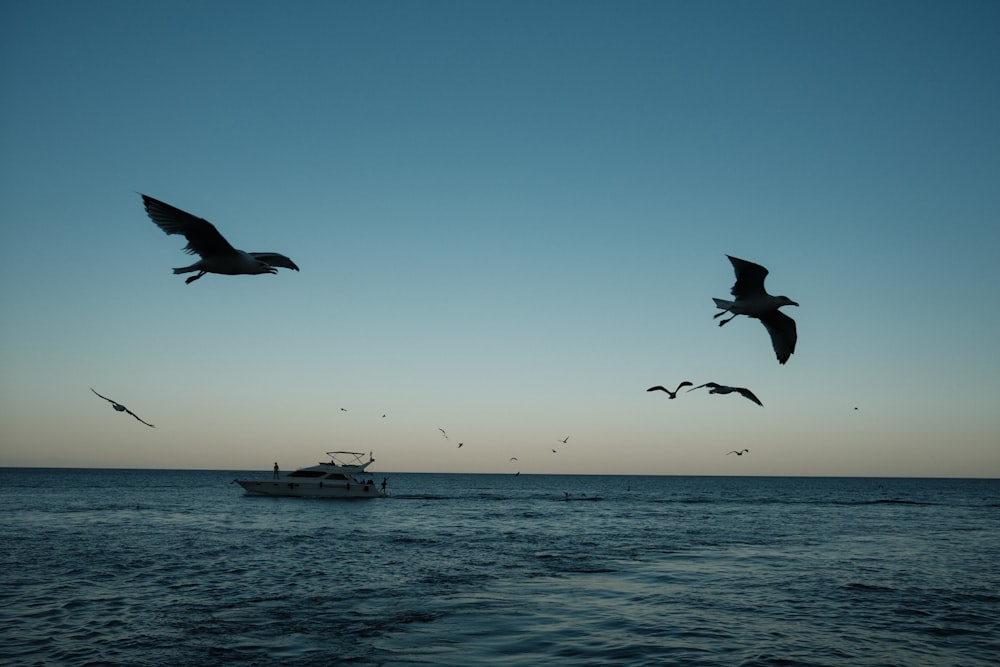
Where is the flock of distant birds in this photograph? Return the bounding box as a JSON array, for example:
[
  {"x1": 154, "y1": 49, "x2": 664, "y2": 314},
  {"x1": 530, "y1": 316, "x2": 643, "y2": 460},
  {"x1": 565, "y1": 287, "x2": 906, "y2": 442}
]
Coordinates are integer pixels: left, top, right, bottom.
[{"x1": 92, "y1": 195, "x2": 807, "y2": 465}]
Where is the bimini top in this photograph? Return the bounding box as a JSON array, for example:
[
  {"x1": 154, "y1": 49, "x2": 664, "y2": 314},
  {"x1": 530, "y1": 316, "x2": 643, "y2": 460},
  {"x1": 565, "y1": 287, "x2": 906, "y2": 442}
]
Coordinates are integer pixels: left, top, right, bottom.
[{"x1": 320, "y1": 451, "x2": 375, "y2": 471}]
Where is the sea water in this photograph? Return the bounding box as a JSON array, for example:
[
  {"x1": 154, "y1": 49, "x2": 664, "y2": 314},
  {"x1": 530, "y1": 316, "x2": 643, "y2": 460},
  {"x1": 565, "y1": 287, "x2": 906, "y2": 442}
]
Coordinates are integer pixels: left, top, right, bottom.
[{"x1": 1, "y1": 469, "x2": 997, "y2": 666}]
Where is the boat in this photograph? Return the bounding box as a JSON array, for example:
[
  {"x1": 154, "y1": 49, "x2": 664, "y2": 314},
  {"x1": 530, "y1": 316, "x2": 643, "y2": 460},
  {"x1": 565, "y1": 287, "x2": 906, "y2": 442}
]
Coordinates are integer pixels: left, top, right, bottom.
[{"x1": 235, "y1": 451, "x2": 387, "y2": 499}]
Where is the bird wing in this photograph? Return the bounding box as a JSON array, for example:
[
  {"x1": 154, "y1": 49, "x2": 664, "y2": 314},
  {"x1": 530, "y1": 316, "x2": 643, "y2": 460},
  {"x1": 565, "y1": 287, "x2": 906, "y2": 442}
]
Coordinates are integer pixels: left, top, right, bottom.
[
  {"x1": 249, "y1": 252, "x2": 299, "y2": 271},
  {"x1": 90, "y1": 387, "x2": 115, "y2": 403},
  {"x1": 735, "y1": 387, "x2": 763, "y2": 406},
  {"x1": 646, "y1": 386, "x2": 668, "y2": 393},
  {"x1": 141, "y1": 195, "x2": 239, "y2": 258},
  {"x1": 124, "y1": 408, "x2": 155, "y2": 428},
  {"x1": 727, "y1": 255, "x2": 769, "y2": 299},
  {"x1": 758, "y1": 310, "x2": 797, "y2": 364},
  {"x1": 688, "y1": 383, "x2": 714, "y2": 391},
  {"x1": 675, "y1": 381, "x2": 693, "y2": 391}
]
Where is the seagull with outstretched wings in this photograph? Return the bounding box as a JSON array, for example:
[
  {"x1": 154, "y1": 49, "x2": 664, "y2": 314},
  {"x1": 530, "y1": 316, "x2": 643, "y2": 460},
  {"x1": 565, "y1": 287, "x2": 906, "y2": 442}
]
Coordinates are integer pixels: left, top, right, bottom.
[
  {"x1": 91, "y1": 388, "x2": 155, "y2": 427},
  {"x1": 141, "y1": 194, "x2": 299, "y2": 284}
]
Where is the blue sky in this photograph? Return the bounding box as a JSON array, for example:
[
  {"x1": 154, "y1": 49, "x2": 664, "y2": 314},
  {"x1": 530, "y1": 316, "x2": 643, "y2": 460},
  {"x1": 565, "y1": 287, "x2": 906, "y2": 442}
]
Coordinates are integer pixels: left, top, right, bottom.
[{"x1": 2, "y1": 1, "x2": 998, "y2": 476}]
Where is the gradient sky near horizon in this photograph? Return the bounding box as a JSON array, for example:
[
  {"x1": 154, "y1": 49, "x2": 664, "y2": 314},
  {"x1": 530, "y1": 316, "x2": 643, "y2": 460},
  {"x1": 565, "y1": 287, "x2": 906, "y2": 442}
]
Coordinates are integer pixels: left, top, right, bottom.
[{"x1": 2, "y1": 1, "x2": 998, "y2": 477}]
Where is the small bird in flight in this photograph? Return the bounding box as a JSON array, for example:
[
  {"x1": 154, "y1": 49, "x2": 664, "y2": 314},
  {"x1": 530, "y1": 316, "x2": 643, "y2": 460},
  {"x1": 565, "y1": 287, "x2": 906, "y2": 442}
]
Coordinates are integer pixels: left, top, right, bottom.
[
  {"x1": 141, "y1": 194, "x2": 299, "y2": 284},
  {"x1": 558, "y1": 436, "x2": 569, "y2": 444},
  {"x1": 688, "y1": 382, "x2": 763, "y2": 407},
  {"x1": 510, "y1": 457, "x2": 518, "y2": 461},
  {"x1": 457, "y1": 442, "x2": 464, "y2": 448},
  {"x1": 646, "y1": 382, "x2": 693, "y2": 399},
  {"x1": 438, "y1": 428, "x2": 448, "y2": 439},
  {"x1": 727, "y1": 449, "x2": 750, "y2": 456},
  {"x1": 713, "y1": 255, "x2": 798, "y2": 364},
  {"x1": 90, "y1": 388, "x2": 155, "y2": 427}
]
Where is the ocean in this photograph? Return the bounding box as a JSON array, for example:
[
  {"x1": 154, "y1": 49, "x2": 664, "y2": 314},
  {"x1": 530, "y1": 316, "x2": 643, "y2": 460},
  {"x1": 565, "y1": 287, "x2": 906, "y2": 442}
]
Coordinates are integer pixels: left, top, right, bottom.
[{"x1": 1, "y1": 469, "x2": 997, "y2": 666}]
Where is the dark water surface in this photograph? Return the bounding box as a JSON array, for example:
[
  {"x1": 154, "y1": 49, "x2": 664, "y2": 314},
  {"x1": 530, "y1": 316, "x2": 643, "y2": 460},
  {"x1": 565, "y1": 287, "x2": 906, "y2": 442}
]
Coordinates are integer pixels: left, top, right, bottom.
[{"x1": 2, "y1": 469, "x2": 998, "y2": 666}]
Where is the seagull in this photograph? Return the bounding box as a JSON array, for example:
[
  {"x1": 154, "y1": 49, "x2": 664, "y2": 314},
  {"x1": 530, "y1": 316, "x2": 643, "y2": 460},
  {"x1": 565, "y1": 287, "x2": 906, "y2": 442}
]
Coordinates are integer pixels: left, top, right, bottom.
[
  {"x1": 90, "y1": 388, "x2": 155, "y2": 427},
  {"x1": 646, "y1": 382, "x2": 693, "y2": 399},
  {"x1": 688, "y1": 382, "x2": 763, "y2": 407},
  {"x1": 141, "y1": 194, "x2": 299, "y2": 284},
  {"x1": 727, "y1": 449, "x2": 750, "y2": 456},
  {"x1": 510, "y1": 457, "x2": 518, "y2": 461},
  {"x1": 713, "y1": 255, "x2": 798, "y2": 364},
  {"x1": 558, "y1": 436, "x2": 569, "y2": 444},
  {"x1": 438, "y1": 428, "x2": 448, "y2": 439},
  {"x1": 457, "y1": 442, "x2": 464, "y2": 448}
]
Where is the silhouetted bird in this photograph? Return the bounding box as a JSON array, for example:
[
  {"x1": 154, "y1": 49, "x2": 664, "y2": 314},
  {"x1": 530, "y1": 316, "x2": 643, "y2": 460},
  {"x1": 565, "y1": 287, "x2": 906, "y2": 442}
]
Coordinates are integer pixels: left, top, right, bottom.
[
  {"x1": 90, "y1": 388, "x2": 155, "y2": 427},
  {"x1": 688, "y1": 382, "x2": 763, "y2": 406},
  {"x1": 727, "y1": 449, "x2": 750, "y2": 456},
  {"x1": 141, "y1": 194, "x2": 299, "y2": 284},
  {"x1": 438, "y1": 428, "x2": 448, "y2": 439},
  {"x1": 713, "y1": 255, "x2": 798, "y2": 364},
  {"x1": 646, "y1": 382, "x2": 693, "y2": 399},
  {"x1": 558, "y1": 436, "x2": 569, "y2": 443}
]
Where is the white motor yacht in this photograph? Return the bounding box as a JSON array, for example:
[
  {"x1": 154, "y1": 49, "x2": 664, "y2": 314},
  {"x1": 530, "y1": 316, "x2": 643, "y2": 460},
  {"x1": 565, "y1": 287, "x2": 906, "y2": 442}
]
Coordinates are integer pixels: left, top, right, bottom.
[{"x1": 235, "y1": 451, "x2": 387, "y2": 499}]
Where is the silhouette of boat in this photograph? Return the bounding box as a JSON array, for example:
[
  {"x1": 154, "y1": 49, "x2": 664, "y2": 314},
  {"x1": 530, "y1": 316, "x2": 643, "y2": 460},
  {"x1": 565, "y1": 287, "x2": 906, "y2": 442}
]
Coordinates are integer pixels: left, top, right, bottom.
[{"x1": 235, "y1": 451, "x2": 386, "y2": 499}]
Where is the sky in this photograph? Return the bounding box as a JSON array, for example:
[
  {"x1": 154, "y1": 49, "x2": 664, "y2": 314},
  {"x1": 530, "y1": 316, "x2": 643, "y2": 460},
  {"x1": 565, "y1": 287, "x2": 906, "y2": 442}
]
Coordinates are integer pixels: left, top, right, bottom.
[{"x1": 1, "y1": 0, "x2": 998, "y2": 477}]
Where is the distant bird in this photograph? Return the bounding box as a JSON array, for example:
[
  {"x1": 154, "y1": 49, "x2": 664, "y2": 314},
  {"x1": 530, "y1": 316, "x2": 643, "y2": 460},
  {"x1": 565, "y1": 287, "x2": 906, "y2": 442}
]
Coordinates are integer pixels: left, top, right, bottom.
[
  {"x1": 713, "y1": 255, "x2": 798, "y2": 364},
  {"x1": 727, "y1": 449, "x2": 750, "y2": 456},
  {"x1": 141, "y1": 194, "x2": 299, "y2": 284},
  {"x1": 646, "y1": 382, "x2": 693, "y2": 399},
  {"x1": 688, "y1": 382, "x2": 763, "y2": 407},
  {"x1": 558, "y1": 436, "x2": 569, "y2": 444},
  {"x1": 457, "y1": 442, "x2": 464, "y2": 448},
  {"x1": 510, "y1": 457, "x2": 518, "y2": 461},
  {"x1": 90, "y1": 388, "x2": 155, "y2": 427},
  {"x1": 340, "y1": 408, "x2": 348, "y2": 412},
  {"x1": 552, "y1": 449, "x2": 558, "y2": 453},
  {"x1": 438, "y1": 428, "x2": 448, "y2": 439}
]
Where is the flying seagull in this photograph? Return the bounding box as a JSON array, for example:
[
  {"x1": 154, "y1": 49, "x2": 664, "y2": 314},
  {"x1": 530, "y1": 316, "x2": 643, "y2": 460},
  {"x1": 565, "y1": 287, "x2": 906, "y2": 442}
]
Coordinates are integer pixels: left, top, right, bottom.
[
  {"x1": 140, "y1": 194, "x2": 299, "y2": 284},
  {"x1": 646, "y1": 382, "x2": 693, "y2": 399},
  {"x1": 713, "y1": 255, "x2": 798, "y2": 364},
  {"x1": 688, "y1": 382, "x2": 763, "y2": 407},
  {"x1": 90, "y1": 388, "x2": 155, "y2": 427},
  {"x1": 438, "y1": 428, "x2": 448, "y2": 439},
  {"x1": 558, "y1": 436, "x2": 569, "y2": 444},
  {"x1": 727, "y1": 449, "x2": 750, "y2": 456}
]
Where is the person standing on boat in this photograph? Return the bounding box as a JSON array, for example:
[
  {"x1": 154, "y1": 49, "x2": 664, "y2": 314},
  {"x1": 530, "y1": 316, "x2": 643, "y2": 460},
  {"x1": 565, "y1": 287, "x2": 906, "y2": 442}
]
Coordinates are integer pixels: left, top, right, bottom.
[{"x1": 273, "y1": 462, "x2": 279, "y2": 479}]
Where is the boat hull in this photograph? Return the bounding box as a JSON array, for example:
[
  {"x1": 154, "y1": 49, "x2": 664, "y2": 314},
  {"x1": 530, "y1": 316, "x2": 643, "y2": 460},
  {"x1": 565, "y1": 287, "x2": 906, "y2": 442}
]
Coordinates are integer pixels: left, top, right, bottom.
[{"x1": 236, "y1": 479, "x2": 385, "y2": 499}]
